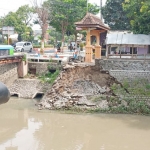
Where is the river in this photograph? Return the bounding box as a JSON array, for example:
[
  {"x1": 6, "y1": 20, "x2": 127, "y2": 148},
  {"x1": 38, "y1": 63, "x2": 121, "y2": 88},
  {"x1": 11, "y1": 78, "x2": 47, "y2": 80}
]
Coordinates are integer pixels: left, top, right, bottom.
[{"x1": 0, "y1": 97, "x2": 150, "y2": 150}]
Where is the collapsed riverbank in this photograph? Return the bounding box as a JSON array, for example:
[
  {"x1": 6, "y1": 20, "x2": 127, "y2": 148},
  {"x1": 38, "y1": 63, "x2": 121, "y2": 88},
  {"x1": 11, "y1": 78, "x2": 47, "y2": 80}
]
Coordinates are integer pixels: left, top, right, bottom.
[{"x1": 37, "y1": 64, "x2": 150, "y2": 115}]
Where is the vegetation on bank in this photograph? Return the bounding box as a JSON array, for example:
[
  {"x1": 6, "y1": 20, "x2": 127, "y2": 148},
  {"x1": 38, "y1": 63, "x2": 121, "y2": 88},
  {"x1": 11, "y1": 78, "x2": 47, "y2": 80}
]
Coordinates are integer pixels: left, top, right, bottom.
[
  {"x1": 38, "y1": 63, "x2": 61, "y2": 85},
  {"x1": 38, "y1": 70, "x2": 60, "y2": 85},
  {"x1": 88, "y1": 78, "x2": 150, "y2": 115},
  {"x1": 55, "y1": 78, "x2": 150, "y2": 115}
]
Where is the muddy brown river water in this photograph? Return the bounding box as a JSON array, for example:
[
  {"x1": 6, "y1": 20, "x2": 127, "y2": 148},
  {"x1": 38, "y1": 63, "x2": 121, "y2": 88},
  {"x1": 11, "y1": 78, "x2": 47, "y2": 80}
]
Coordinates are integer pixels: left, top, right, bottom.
[{"x1": 0, "y1": 97, "x2": 150, "y2": 150}]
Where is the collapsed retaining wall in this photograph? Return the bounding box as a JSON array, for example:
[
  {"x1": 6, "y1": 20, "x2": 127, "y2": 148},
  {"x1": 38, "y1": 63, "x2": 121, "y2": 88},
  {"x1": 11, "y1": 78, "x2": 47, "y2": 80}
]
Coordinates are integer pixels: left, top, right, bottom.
[{"x1": 0, "y1": 63, "x2": 18, "y2": 87}]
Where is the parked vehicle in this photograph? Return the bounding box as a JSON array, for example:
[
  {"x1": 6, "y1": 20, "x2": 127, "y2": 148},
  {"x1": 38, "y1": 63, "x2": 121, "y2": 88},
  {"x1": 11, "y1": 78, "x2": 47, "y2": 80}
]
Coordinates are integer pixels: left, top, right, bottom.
[
  {"x1": 0, "y1": 45, "x2": 14, "y2": 56},
  {"x1": 15, "y1": 42, "x2": 33, "y2": 52}
]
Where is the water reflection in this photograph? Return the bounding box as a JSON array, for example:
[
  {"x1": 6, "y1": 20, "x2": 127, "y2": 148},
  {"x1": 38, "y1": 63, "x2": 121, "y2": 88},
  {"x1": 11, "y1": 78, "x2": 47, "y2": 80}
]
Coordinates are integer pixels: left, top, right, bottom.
[
  {"x1": 0, "y1": 118, "x2": 42, "y2": 150},
  {"x1": 0, "y1": 98, "x2": 150, "y2": 150}
]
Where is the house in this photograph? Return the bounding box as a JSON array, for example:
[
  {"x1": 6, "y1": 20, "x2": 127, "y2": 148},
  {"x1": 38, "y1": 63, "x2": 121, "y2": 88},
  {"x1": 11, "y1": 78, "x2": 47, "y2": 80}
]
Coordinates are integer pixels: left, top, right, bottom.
[{"x1": 106, "y1": 31, "x2": 150, "y2": 58}]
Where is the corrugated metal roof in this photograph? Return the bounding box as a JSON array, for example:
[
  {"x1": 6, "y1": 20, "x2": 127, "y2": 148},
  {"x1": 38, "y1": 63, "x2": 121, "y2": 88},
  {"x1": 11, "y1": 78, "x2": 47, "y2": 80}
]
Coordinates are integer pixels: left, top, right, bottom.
[{"x1": 106, "y1": 33, "x2": 150, "y2": 45}]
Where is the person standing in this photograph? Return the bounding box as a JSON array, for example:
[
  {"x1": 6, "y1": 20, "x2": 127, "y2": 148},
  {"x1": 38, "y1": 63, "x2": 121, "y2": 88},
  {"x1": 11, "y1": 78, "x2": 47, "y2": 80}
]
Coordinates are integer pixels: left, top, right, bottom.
[
  {"x1": 38, "y1": 48, "x2": 40, "y2": 57},
  {"x1": 55, "y1": 48, "x2": 58, "y2": 57},
  {"x1": 70, "y1": 44, "x2": 73, "y2": 52},
  {"x1": 74, "y1": 48, "x2": 78, "y2": 59},
  {"x1": 73, "y1": 44, "x2": 76, "y2": 51}
]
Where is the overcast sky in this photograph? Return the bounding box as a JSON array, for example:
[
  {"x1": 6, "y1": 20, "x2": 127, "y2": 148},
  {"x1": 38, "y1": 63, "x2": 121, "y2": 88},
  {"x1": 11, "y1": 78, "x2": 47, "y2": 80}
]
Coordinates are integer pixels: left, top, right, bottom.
[{"x1": 0, "y1": 0, "x2": 106, "y2": 17}]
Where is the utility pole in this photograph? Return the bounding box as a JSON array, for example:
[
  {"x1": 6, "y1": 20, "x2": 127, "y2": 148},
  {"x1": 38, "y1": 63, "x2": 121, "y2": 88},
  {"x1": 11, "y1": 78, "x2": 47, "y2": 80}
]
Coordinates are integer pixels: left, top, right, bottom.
[
  {"x1": 87, "y1": 0, "x2": 89, "y2": 13},
  {"x1": 100, "y1": 0, "x2": 102, "y2": 20}
]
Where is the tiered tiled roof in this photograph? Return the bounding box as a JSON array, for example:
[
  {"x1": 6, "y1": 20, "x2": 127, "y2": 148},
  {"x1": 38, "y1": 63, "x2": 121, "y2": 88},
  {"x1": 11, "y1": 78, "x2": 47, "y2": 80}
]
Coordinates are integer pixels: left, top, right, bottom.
[{"x1": 75, "y1": 13, "x2": 110, "y2": 31}]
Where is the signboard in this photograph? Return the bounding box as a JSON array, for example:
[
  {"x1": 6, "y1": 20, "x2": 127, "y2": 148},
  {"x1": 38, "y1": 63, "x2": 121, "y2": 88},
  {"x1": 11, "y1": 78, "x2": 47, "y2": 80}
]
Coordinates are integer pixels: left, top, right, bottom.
[{"x1": 2, "y1": 26, "x2": 14, "y2": 35}]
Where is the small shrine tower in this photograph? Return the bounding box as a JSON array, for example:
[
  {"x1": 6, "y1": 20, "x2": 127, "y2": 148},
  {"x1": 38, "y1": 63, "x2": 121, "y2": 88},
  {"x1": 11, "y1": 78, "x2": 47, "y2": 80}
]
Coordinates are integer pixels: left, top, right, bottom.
[{"x1": 75, "y1": 13, "x2": 109, "y2": 62}]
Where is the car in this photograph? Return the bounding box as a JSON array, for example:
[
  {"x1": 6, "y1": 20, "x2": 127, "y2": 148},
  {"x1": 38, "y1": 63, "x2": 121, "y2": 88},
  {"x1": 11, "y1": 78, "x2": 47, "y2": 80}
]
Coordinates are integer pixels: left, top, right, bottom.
[{"x1": 15, "y1": 42, "x2": 33, "y2": 52}]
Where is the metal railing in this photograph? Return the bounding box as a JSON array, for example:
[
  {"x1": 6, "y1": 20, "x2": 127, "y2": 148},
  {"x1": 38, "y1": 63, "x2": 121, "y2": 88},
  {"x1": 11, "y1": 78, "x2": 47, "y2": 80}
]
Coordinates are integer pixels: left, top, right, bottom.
[{"x1": 107, "y1": 54, "x2": 150, "y2": 60}]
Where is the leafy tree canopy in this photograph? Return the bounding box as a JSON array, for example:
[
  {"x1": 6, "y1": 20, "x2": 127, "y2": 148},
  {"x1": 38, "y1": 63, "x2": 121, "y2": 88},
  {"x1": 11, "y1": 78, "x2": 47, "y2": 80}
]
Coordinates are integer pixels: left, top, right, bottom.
[
  {"x1": 16, "y1": 5, "x2": 34, "y2": 26},
  {"x1": 48, "y1": 0, "x2": 99, "y2": 44},
  {"x1": 123, "y1": 0, "x2": 150, "y2": 34},
  {"x1": 102, "y1": 0, "x2": 130, "y2": 30},
  {"x1": 1, "y1": 5, "x2": 34, "y2": 41}
]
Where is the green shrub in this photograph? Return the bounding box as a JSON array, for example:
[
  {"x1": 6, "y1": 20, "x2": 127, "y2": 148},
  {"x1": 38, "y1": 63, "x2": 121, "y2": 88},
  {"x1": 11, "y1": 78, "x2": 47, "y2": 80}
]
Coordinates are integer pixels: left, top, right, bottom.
[
  {"x1": 33, "y1": 45, "x2": 41, "y2": 48},
  {"x1": 44, "y1": 45, "x2": 54, "y2": 48},
  {"x1": 38, "y1": 69, "x2": 60, "y2": 85},
  {"x1": 33, "y1": 45, "x2": 54, "y2": 48},
  {"x1": 122, "y1": 79, "x2": 129, "y2": 89},
  {"x1": 146, "y1": 84, "x2": 150, "y2": 89},
  {"x1": 22, "y1": 54, "x2": 27, "y2": 61}
]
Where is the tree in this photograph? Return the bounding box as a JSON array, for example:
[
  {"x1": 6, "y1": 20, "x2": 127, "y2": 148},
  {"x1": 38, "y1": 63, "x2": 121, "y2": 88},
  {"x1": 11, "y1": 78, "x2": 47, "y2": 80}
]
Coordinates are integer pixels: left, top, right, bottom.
[
  {"x1": 0, "y1": 16, "x2": 5, "y2": 43},
  {"x1": 49, "y1": 28, "x2": 62, "y2": 46},
  {"x1": 48, "y1": 0, "x2": 72, "y2": 49},
  {"x1": 16, "y1": 5, "x2": 34, "y2": 26},
  {"x1": 1, "y1": 5, "x2": 34, "y2": 42},
  {"x1": 32, "y1": 0, "x2": 53, "y2": 48},
  {"x1": 123, "y1": 0, "x2": 150, "y2": 34},
  {"x1": 2, "y1": 12, "x2": 26, "y2": 42},
  {"x1": 66, "y1": 2, "x2": 100, "y2": 46},
  {"x1": 48, "y1": 0, "x2": 99, "y2": 49},
  {"x1": 101, "y1": 0, "x2": 130, "y2": 30}
]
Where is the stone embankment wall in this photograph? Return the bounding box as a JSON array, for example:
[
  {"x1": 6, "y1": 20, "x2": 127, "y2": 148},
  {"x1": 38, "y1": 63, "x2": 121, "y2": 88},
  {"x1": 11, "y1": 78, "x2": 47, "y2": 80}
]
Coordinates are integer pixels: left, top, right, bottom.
[
  {"x1": 95, "y1": 59, "x2": 150, "y2": 82},
  {"x1": 95, "y1": 59, "x2": 150, "y2": 71},
  {"x1": 28, "y1": 62, "x2": 61, "y2": 75},
  {"x1": 9, "y1": 79, "x2": 50, "y2": 98},
  {"x1": 109, "y1": 70, "x2": 150, "y2": 83},
  {"x1": 0, "y1": 63, "x2": 18, "y2": 87}
]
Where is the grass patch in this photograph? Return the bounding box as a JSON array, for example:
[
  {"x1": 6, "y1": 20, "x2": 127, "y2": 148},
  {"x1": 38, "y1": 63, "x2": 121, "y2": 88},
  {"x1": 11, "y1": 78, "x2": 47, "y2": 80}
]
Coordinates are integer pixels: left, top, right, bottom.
[
  {"x1": 38, "y1": 70, "x2": 60, "y2": 85},
  {"x1": 111, "y1": 78, "x2": 150, "y2": 97}
]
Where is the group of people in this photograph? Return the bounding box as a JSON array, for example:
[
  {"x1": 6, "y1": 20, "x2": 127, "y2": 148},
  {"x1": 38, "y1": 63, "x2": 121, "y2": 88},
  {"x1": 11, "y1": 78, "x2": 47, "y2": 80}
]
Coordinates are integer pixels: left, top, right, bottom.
[
  {"x1": 69, "y1": 44, "x2": 79, "y2": 59},
  {"x1": 69, "y1": 44, "x2": 80, "y2": 51},
  {"x1": 54, "y1": 43, "x2": 80, "y2": 59},
  {"x1": 69, "y1": 44, "x2": 75, "y2": 52}
]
